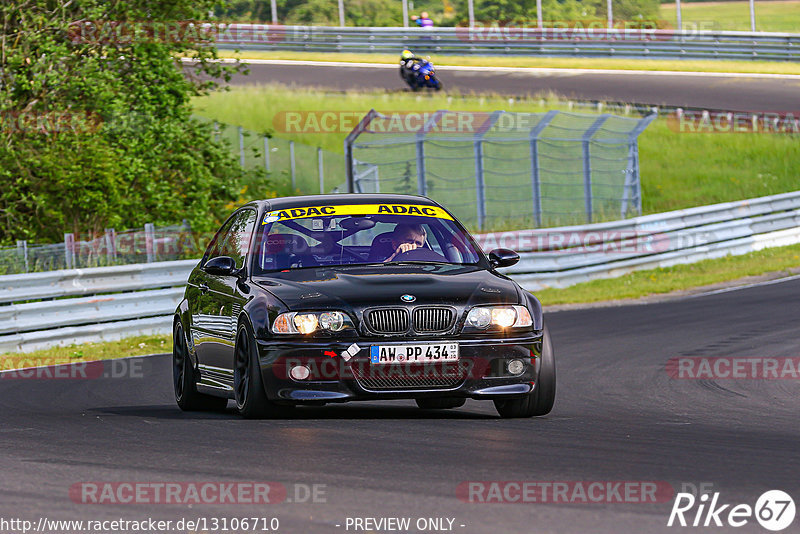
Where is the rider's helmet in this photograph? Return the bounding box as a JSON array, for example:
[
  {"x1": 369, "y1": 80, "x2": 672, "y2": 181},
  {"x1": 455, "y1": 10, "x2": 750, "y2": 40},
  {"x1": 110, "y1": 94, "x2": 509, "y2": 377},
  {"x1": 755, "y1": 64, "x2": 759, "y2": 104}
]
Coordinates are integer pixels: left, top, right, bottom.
[{"x1": 401, "y1": 49, "x2": 414, "y2": 60}]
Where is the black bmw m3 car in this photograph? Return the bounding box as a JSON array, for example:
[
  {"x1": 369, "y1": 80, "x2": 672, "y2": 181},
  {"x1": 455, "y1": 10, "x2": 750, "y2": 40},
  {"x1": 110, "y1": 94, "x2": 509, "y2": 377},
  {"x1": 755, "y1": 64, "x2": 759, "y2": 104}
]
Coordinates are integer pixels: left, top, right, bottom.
[{"x1": 173, "y1": 194, "x2": 555, "y2": 418}]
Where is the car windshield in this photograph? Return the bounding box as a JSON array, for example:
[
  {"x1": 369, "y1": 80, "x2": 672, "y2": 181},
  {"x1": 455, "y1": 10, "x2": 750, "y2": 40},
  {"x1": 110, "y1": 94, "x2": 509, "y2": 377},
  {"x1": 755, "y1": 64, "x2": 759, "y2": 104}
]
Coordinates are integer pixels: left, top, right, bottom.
[{"x1": 252, "y1": 202, "x2": 483, "y2": 274}]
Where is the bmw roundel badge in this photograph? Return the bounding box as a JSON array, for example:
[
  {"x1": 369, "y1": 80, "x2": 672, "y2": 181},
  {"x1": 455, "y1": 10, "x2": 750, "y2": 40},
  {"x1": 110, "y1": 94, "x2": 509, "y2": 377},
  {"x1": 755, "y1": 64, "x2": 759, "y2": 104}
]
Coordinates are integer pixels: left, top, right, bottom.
[{"x1": 401, "y1": 294, "x2": 416, "y2": 303}]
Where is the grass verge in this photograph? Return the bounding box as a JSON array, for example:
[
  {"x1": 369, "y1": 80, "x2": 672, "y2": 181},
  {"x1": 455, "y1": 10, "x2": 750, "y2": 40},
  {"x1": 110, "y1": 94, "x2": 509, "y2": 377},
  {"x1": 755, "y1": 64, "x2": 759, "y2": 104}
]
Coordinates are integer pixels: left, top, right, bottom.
[
  {"x1": 216, "y1": 50, "x2": 800, "y2": 76},
  {"x1": 193, "y1": 84, "x2": 800, "y2": 217},
  {"x1": 0, "y1": 335, "x2": 172, "y2": 370},
  {"x1": 535, "y1": 242, "x2": 800, "y2": 305}
]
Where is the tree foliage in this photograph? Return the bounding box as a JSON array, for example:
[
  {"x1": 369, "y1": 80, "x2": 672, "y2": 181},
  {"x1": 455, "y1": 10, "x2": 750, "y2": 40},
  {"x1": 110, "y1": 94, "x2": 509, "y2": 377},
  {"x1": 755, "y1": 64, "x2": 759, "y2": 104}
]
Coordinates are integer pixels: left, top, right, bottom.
[{"x1": 0, "y1": 0, "x2": 253, "y2": 244}]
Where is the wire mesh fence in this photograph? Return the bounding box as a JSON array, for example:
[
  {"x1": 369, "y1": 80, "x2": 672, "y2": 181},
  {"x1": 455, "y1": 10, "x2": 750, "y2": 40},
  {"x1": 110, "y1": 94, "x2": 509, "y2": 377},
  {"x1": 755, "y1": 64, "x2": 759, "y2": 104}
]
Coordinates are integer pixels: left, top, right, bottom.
[
  {"x1": 345, "y1": 109, "x2": 655, "y2": 230},
  {"x1": 203, "y1": 118, "x2": 346, "y2": 195},
  {"x1": 0, "y1": 223, "x2": 195, "y2": 275}
]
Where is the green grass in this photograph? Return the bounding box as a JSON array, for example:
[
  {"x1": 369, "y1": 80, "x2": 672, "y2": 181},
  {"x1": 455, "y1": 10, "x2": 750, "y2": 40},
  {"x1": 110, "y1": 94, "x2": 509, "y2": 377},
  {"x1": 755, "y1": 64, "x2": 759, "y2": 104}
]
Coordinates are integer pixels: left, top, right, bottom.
[
  {"x1": 217, "y1": 49, "x2": 800, "y2": 75},
  {"x1": 535, "y1": 241, "x2": 800, "y2": 305},
  {"x1": 0, "y1": 335, "x2": 172, "y2": 370},
  {"x1": 660, "y1": 0, "x2": 800, "y2": 33},
  {"x1": 194, "y1": 84, "x2": 800, "y2": 220}
]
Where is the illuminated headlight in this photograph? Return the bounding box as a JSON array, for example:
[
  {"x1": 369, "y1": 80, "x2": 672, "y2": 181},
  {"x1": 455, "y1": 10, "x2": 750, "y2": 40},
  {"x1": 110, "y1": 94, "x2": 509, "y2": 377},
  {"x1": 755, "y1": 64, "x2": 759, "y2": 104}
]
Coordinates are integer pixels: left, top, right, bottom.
[
  {"x1": 272, "y1": 311, "x2": 354, "y2": 334},
  {"x1": 464, "y1": 305, "x2": 533, "y2": 330},
  {"x1": 293, "y1": 314, "x2": 318, "y2": 334}
]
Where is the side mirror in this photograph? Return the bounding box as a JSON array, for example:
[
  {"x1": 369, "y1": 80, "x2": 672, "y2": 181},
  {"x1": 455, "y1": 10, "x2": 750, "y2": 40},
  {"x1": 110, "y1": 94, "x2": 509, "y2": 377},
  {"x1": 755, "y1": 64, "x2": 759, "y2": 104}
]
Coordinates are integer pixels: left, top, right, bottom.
[
  {"x1": 488, "y1": 248, "x2": 520, "y2": 269},
  {"x1": 204, "y1": 255, "x2": 237, "y2": 276}
]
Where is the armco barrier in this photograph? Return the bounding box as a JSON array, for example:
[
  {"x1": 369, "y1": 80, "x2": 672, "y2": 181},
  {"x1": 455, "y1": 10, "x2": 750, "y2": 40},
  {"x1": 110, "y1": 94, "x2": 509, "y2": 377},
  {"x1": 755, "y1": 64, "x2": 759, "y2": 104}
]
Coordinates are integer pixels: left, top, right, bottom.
[
  {"x1": 214, "y1": 25, "x2": 800, "y2": 61},
  {"x1": 0, "y1": 261, "x2": 196, "y2": 353},
  {"x1": 1, "y1": 191, "x2": 799, "y2": 352}
]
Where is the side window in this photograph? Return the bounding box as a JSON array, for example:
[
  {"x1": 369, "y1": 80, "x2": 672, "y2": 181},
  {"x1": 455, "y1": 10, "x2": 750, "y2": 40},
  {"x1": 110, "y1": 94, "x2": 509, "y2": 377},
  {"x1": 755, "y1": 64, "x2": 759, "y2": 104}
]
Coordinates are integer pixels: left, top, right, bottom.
[
  {"x1": 203, "y1": 219, "x2": 235, "y2": 263},
  {"x1": 217, "y1": 209, "x2": 257, "y2": 269}
]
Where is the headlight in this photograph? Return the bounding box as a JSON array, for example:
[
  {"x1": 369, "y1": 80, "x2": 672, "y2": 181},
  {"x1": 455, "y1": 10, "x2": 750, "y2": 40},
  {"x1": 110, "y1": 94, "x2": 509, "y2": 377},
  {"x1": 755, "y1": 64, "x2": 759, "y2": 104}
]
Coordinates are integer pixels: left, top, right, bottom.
[
  {"x1": 464, "y1": 305, "x2": 532, "y2": 331},
  {"x1": 272, "y1": 311, "x2": 354, "y2": 335}
]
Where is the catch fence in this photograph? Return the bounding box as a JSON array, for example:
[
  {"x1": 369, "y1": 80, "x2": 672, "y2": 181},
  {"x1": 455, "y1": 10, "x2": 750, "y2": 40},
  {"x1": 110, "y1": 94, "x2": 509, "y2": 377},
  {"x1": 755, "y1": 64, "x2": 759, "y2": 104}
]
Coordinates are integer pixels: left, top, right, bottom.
[{"x1": 345, "y1": 109, "x2": 655, "y2": 230}]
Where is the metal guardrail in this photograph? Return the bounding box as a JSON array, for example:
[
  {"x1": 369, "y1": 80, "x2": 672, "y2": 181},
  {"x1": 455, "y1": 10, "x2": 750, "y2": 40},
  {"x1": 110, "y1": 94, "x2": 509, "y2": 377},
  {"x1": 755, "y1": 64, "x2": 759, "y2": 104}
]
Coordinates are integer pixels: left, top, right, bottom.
[
  {"x1": 216, "y1": 25, "x2": 800, "y2": 61},
  {"x1": 0, "y1": 261, "x2": 197, "y2": 353},
  {"x1": 1, "y1": 191, "x2": 799, "y2": 352},
  {"x1": 485, "y1": 191, "x2": 800, "y2": 289}
]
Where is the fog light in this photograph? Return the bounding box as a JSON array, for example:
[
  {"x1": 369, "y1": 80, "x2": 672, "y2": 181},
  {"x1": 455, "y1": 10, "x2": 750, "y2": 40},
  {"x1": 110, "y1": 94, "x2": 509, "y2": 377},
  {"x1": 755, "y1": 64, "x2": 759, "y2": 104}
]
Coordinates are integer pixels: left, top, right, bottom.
[
  {"x1": 290, "y1": 365, "x2": 311, "y2": 380},
  {"x1": 507, "y1": 359, "x2": 525, "y2": 375}
]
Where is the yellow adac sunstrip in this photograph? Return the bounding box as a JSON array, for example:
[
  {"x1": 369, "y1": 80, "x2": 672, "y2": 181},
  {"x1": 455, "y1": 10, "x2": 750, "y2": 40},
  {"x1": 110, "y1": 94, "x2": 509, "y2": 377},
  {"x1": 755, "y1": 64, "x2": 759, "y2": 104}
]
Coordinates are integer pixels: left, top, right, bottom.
[{"x1": 262, "y1": 203, "x2": 454, "y2": 224}]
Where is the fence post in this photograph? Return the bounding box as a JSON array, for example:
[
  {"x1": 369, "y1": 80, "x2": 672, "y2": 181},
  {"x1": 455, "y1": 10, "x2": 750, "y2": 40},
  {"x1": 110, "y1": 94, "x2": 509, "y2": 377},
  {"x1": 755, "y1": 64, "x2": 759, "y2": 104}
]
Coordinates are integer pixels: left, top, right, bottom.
[
  {"x1": 344, "y1": 139, "x2": 355, "y2": 193},
  {"x1": 622, "y1": 113, "x2": 657, "y2": 218},
  {"x1": 318, "y1": 148, "x2": 324, "y2": 194},
  {"x1": 581, "y1": 114, "x2": 610, "y2": 224},
  {"x1": 264, "y1": 136, "x2": 270, "y2": 172},
  {"x1": 473, "y1": 139, "x2": 485, "y2": 231},
  {"x1": 415, "y1": 111, "x2": 445, "y2": 197},
  {"x1": 105, "y1": 228, "x2": 117, "y2": 264},
  {"x1": 16, "y1": 240, "x2": 28, "y2": 273},
  {"x1": 415, "y1": 137, "x2": 426, "y2": 196},
  {"x1": 529, "y1": 110, "x2": 559, "y2": 228},
  {"x1": 144, "y1": 223, "x2": 155, "y2": 263},
  {"x1": 238, "y1": 126, "x2": 245, "y2": 168},
  {"x1": 64, "y1": 233, "x2": 75, "y2": 269},
  {"x1": 289, "y1": 140, "x2": 296, "y2": 190},
  {"x1": 471, "y1": 110, "x2": 503, "y2": 231}
]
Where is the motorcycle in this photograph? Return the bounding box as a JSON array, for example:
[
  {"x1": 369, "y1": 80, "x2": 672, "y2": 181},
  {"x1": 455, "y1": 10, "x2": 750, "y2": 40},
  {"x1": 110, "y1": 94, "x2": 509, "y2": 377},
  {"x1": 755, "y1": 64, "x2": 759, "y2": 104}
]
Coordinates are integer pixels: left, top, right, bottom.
[{"x1": 401, "y1": 59, "x2": 443, "y2": 91}]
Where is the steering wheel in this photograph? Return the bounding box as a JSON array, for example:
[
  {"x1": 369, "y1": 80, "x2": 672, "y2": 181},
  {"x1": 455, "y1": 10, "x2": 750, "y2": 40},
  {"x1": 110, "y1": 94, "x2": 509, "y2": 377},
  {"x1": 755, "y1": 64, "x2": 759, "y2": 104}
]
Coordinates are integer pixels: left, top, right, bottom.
[{"x1": 392, "y1": 247, "x2": 448, "y2": 262}]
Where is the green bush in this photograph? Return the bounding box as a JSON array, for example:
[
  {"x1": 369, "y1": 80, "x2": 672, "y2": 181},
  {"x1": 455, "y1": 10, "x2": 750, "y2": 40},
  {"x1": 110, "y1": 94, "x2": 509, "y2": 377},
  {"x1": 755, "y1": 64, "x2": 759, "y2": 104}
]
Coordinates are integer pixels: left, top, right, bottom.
[{"x1": 0, "y1": 0, "x2": 262, "y2": 245}]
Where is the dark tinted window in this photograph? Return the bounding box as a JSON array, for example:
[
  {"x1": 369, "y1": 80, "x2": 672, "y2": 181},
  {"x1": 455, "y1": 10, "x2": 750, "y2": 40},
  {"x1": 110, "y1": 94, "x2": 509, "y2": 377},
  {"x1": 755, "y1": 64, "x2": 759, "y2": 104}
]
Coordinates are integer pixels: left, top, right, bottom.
[{"x1": 206, "y1": 209, "x2": 257, "y2": 269}]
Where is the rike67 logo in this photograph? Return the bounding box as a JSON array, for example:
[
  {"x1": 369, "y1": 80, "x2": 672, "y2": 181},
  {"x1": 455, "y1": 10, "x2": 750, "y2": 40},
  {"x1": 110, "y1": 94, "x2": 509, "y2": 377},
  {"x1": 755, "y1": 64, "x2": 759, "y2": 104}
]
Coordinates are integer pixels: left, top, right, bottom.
[{"x1": 668, "y1": 490, "x2": 795, "y2": 531}]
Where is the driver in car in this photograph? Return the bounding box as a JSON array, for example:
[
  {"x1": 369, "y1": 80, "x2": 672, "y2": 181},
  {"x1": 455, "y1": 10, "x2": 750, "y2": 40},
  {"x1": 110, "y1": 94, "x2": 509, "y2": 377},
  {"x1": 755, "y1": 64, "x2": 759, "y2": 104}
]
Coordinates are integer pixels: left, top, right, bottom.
[{"x1": 384, "y1": 224, "x2": 427, "y2": 262}]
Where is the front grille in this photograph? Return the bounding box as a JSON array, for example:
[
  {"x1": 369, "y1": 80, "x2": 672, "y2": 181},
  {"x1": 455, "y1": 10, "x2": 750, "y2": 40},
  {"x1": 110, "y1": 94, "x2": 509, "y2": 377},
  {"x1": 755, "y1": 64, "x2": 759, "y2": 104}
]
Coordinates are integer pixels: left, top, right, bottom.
[
  {"x1": 351, "y1": 361, "x2": 464, "y2": 390},
  {"x1": 413, "y1": 307, "x2": 454, "y2": 333},
  {"x1": 365, "y1": 308, "x2": 409, "y2": 334}
]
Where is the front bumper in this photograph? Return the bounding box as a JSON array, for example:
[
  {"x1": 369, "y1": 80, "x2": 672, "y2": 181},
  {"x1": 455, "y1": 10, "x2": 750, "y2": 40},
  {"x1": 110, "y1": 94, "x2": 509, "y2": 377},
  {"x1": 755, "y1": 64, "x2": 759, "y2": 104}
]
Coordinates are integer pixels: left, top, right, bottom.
[{"x1": 256, "y1": 334, "x2": 542, "y2": 403}]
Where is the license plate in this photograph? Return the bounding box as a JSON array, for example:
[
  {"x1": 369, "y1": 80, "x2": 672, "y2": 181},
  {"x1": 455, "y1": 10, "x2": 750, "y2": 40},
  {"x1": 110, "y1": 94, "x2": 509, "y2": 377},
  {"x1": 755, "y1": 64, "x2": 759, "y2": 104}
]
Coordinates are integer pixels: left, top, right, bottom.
[{"x1": 370, "y1": 343, "x2": 459, "y2": 364}]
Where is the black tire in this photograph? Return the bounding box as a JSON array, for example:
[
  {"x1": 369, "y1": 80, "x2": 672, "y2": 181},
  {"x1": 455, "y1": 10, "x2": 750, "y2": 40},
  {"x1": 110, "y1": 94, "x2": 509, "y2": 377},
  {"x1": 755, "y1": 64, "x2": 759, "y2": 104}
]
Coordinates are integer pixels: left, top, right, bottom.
[
  {"x1": 434, "y1": 80, "x2": 443, "y2": 91},
  {"x1": 416, "y1": 397, "x2": 466, "y2": 410},
  {"x1": 234, "y1": 322, "x2": 288, "y2": 419},
  {"x1": 494, "y1": 324, "x2": 556, "y2": 418},
  {"x1": 173, "y1": 321, "x2": 228, "y2": 412}
]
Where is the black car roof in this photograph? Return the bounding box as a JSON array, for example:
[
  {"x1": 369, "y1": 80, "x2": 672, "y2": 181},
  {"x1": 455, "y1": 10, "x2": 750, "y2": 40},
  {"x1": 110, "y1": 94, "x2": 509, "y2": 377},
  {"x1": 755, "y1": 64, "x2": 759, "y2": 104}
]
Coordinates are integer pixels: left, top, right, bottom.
[{"x1": 252, "y1": 194, "x2": 441, "y2": 212}]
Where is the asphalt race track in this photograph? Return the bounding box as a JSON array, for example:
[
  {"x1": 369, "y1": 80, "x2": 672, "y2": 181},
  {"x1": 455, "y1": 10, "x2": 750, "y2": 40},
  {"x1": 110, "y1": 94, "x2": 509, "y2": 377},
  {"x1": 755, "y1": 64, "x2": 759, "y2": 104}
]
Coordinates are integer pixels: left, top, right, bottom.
[
  {"x1": 227, "y1": 61, "x2": 800, "y2": 112},
  {"x1": 2, "y1": 277, "x2": 799, "y2": 533}
]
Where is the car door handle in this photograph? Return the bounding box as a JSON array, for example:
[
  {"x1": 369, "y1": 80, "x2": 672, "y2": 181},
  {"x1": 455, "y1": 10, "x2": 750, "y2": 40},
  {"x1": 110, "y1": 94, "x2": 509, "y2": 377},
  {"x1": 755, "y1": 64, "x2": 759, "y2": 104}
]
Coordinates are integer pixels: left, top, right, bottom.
[{"x1": 199, "y1": 283, "x2": 209, "y2": 294}]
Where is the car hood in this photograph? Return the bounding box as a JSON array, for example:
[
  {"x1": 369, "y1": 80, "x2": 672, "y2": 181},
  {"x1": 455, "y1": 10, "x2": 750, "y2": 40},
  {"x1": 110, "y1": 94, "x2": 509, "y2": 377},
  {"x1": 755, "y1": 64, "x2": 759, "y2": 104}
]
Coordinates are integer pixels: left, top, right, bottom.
[{"x1": 252, "y1": 264, "x2": 520, "y2": 311}]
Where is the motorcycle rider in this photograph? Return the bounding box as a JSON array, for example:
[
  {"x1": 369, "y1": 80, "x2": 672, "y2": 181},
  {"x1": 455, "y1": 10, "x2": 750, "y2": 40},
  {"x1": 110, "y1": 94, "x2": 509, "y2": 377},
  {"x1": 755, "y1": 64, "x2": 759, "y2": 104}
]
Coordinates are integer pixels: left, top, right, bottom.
[{"x1": 399, "y1": 49, "x2": 430, "y2": 85}]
